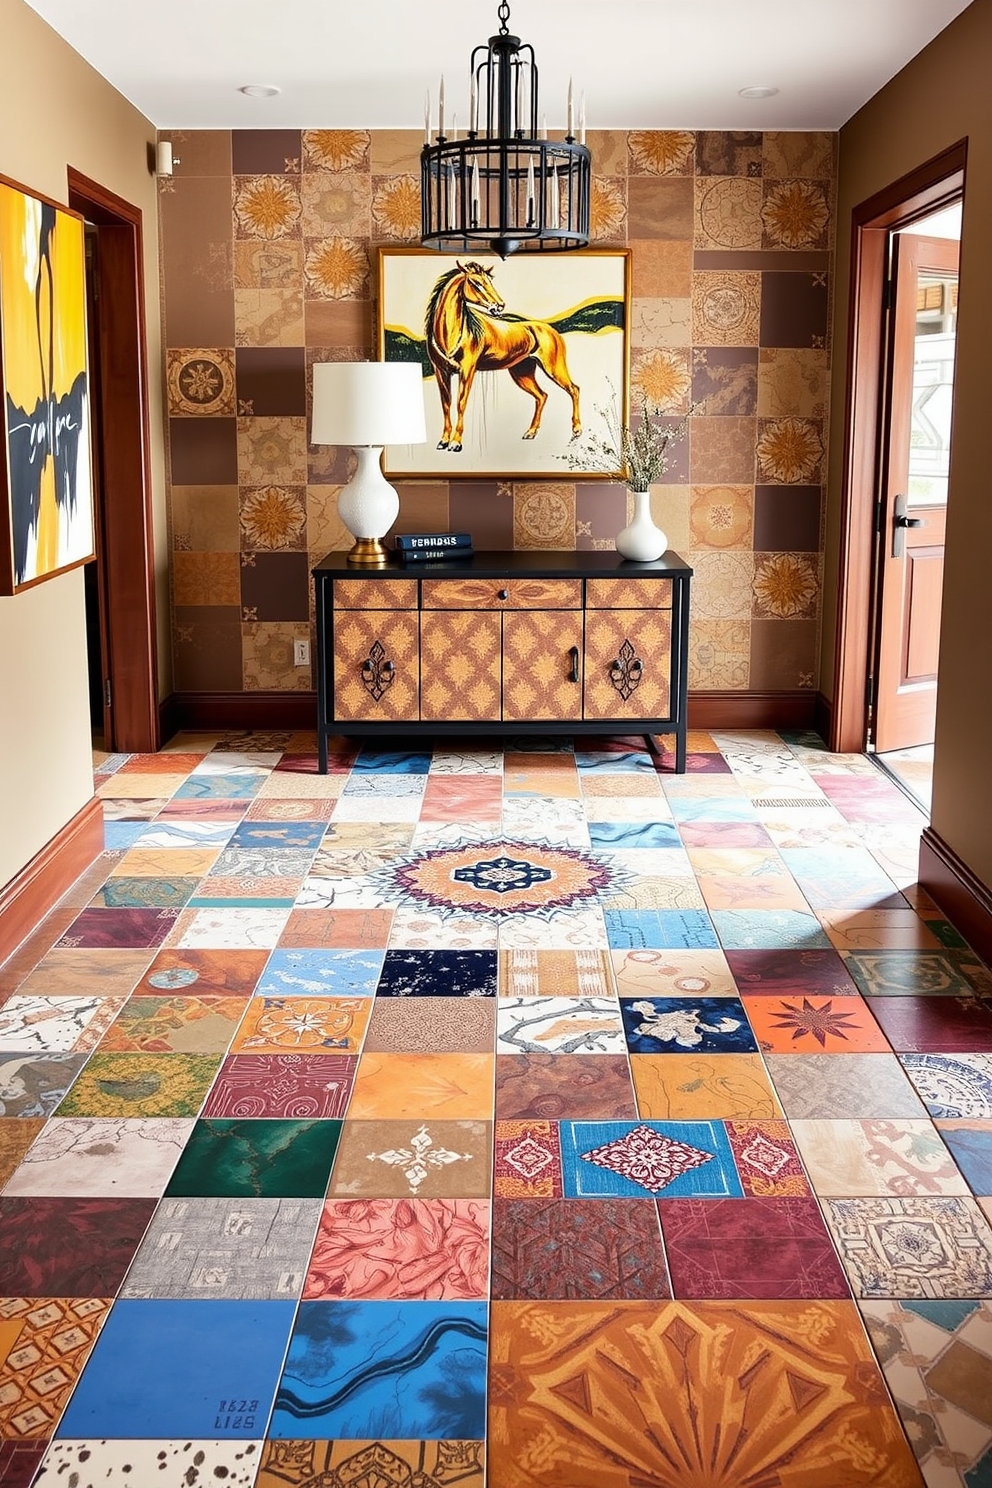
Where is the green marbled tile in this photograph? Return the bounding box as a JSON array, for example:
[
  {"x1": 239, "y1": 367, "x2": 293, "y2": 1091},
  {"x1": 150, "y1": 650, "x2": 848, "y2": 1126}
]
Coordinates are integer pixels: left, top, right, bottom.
[{"x1": 164, "y1": 1118, "x2": 342, "y2": 1198}]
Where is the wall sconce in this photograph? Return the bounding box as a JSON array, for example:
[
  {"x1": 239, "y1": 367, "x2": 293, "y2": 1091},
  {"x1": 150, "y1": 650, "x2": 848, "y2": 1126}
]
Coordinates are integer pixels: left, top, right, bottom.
[{"x1": 155, "y1": 140, "x2": 179, "y2": 177}]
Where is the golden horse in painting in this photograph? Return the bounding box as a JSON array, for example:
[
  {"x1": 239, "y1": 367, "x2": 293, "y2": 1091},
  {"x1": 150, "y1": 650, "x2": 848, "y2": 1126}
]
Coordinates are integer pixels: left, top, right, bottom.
[{"x1": 425, "y1": 261, "x2": 581, "y2": 452}]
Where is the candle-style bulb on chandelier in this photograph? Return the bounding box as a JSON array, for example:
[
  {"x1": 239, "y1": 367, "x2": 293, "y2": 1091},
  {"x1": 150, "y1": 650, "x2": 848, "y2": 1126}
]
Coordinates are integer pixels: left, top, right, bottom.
[{"x1": 420, "y1": 0, "x2": 591, "y2": 257}]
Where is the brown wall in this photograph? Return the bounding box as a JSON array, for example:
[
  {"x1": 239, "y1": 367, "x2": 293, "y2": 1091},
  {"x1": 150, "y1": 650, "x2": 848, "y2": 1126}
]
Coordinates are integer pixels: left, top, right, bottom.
[
  {"x1": 159, "y1": 127, "x2": 836, "y2": 698},
  {"x1": 825, "y1": 0, "x2": 992, "y2": 887},
  {"x1": 0, "y1": 0, "x2": 166, "y2": 891}
]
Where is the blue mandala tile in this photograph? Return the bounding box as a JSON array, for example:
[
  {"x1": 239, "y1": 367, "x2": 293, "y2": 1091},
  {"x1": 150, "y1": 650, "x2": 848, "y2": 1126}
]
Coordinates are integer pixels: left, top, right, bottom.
[
  {"x1": 588, "y1": 822, "x2": 681, "y2": 850},
  {"x1": 103, "y1": 822, "x2": 148, "y2": 850},
  {"x1": 174, "y1": 774, "x2": 266, "y2": 801},
  {"x1": 559, "y1": 1120, "x2": 744, "y2": 1199},
  {"x1": 899, "y1": 1054, "x2": 992, "y2": 1118},
  {"x1": 375, "y1": 950, "x2": 498, "y2": 998},
  {"x1": 711, "y1": 910, "x2": 832, "y2": 950},
  {"x1": 574, "y1": 751, "x2": 655, "y2": 774},
  {"x1": 227, "y1": 821, "x2": 327, "y2": 851},
  {"x1": 269, "y1": 1300, "x2": 487, "y2": 1440},
  {"x1": 352, "y1": 750, "x2": 433, "y2": 774},
  {"x1": 667, "y1": 797, "x2": 758, "y2": 824},
  {"x1": 257, "y1": 949, "x2": 384, "y2": 998},
  {"x1": 56, "y1": 1299, "x2": 295, "y2": 1438},
  {"x1": 620, "y1": 996, "x2": 758, "y2": 1054},
  {"x1": 604, "y1": 910, "x2": 718, "y2": 950}
]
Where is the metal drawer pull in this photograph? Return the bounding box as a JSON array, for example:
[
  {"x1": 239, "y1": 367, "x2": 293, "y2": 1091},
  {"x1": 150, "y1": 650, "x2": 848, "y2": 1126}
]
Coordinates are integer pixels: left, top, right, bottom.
[
  {"x1": 609, "y1": 640, "x2": 643, "y2": 701},
  {"x1": 497, "y1": 587, "x2": 509, "y2": 600},
  {"x1": 361, "y1": 641, "x2": 396, "y2": 701},
  {"x1": 568, "y1": 646, "x2": 580, "y2": 683}
]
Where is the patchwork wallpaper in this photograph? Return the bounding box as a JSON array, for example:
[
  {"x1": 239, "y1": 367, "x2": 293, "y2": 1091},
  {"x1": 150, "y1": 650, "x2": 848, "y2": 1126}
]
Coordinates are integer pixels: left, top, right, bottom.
[{"x1": 158, "y1": 127, "x2": 835, "y2": 696}]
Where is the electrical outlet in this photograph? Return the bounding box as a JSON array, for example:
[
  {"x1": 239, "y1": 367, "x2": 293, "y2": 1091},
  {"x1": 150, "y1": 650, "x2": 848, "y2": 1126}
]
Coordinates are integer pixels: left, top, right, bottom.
[{"x1": 293, "y1": 639, "x2": 310, "y2": 667}]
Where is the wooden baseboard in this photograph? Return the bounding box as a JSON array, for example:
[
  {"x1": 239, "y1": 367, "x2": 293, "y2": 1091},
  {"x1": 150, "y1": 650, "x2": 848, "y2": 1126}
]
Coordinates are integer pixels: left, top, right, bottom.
[
  {"x1": 687, "y1": 690, "x2": 818, "y2": 731},
  {"x1": 919, "y1": 826, "x2": 992, "y2": 966},
  {"x1": 164, "y1": 688, "x2": 820, "y2": 737},
  {"x1": 164, "y1": 690, "x2": 318, "y2": 735},
  {"x1": 158, "y1": 689, "x2": 182, "y2": 746},
  {"x1": 0, "y1": 797, "x2": 104, "y2": 967}
]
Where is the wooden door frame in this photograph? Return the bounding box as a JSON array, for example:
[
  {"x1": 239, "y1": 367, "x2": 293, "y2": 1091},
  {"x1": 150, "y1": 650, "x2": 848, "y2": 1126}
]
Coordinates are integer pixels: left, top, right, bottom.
[
  {"x1": 67, "y1": 167, "x2": 159, "y2": 753},
  {"x1": 829, "y1": 140, "x2": 966, "y2": 754}
]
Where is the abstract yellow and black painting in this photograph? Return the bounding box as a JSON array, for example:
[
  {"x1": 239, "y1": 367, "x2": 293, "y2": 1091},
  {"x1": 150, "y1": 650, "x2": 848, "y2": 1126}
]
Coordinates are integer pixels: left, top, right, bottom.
[{"x1": 0, "y1": 175, "x2": 93, "y2": 594}]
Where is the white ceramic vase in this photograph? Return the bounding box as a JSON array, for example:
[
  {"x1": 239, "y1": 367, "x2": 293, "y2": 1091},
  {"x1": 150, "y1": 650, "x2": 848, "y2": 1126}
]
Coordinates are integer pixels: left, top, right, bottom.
[{"x1": 615, "y1": 488, "x2": 668, "y2": 562}]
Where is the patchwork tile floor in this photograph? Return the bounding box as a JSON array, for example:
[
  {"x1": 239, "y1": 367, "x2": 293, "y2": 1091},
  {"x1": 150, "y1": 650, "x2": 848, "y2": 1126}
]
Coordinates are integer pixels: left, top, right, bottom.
[{"x1": 0, "y1": 728, "x2": 990, "y2": 1485}]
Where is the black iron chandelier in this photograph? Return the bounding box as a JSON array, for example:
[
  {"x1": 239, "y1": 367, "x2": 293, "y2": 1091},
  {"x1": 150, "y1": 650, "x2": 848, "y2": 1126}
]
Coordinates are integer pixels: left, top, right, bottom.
[{"x1": 420, "y1": 0, "x2": 592, "y2": 257}]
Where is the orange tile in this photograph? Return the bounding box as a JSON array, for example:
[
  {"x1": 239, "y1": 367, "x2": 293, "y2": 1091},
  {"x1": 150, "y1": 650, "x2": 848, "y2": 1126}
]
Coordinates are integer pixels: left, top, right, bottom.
[
  {"x1": 816, "y1": 909, "x2": 941, "y2": 952},
  {"x1": 696, "y1": 872, "x2": 811, "y2": 913},
  {"x1": 117, "y1": 753, "x2": 206, "y2": 775},
  {"x1": 504, "y1": 770, "x2": 581, "y2": 799},
  {"x1": 488, "y1": 1300, "x2": 922, "y2": 1488},
  {"x1": 743, "y1": 994, "x2": 891, "y2": 1054},
  {"x1": 256, "y1": 1442, "x2": 484, "y2": 1488},
  {"x1": 230, "y1": 996, "x2": 371, "y2": 1054},
  {"x1": 0, "y1": 1297, "x2": 111, "y2": 1439},
  {"x1": 630, "y1": 1053, "x2": 783, "y2": 1119},
  {"x1": 348, "y1": 1053, "x2": 495, "y2": 1120},
  {"x1": 111, "y1": 848, "x2": 220, "y2": 878}
]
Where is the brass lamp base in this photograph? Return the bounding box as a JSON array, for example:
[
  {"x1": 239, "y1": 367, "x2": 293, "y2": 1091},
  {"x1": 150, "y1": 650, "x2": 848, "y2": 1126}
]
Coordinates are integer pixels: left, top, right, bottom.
[{"x1": 346, "y1": 536, "x2": 392, "y2": 566}]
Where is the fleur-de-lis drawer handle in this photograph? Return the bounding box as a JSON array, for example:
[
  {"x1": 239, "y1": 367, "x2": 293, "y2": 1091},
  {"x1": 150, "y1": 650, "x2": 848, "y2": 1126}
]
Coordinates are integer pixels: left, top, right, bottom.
[
  {"x1": 361, "y1": 640, "x2": 396, "y2": 701},
  {"x1": 609, "y1": 639, "x2": 643, "y2": 701}
]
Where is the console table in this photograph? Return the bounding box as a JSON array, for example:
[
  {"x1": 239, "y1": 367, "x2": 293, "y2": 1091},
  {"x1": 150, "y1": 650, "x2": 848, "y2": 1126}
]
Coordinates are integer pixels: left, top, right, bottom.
[{"x1": 312, "y1": 550, "x2": 692, "y2": 772}]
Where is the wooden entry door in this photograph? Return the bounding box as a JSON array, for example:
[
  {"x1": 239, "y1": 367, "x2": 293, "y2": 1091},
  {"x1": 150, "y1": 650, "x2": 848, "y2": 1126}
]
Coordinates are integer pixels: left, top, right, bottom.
[{"x1": 874, "y1": 233, "x2": 958, "y2": 753}]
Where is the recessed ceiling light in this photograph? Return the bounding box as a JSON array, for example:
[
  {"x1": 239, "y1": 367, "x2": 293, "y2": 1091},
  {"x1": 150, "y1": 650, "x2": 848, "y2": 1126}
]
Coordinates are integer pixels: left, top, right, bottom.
[
  {"x1": 239, "y1": 84, "x2": 281, "y2": 98},
  {"x1": 738, "y1": 85, "x2": 779, "y2": 99}
]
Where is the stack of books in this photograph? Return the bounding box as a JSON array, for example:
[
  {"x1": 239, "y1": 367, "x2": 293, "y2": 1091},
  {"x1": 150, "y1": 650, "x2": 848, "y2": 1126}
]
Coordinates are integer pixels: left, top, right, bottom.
[{"x1": 394, "y1": 532, "x2": 474, "y2": 563}]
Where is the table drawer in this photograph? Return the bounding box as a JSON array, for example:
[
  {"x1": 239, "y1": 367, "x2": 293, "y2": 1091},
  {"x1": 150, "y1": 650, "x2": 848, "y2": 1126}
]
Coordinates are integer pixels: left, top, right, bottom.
[
  {"x1": 333, "y1": 578, "x2": 419, "y2": 610},
  {"x1": 586, "y1": 577, "x2": 672, "y2": 610},
  {"x1": 422, "y1": 577, "x2": 582, "y2": 610}
]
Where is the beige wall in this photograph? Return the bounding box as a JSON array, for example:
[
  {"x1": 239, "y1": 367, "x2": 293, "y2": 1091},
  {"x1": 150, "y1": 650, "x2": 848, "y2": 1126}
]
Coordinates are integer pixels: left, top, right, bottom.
[
  {"x1": 0, "y1": 0, "x2": 167, "y2": 890},
  {"x1": 824, "y1": 0, "x2": 992, "y2": 889}
]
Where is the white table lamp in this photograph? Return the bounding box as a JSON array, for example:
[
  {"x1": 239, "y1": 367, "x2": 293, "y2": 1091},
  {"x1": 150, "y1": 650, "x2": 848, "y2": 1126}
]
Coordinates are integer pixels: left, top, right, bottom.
[{"x1": 311, "y1": 361, "x2": 427, "y2": 566}]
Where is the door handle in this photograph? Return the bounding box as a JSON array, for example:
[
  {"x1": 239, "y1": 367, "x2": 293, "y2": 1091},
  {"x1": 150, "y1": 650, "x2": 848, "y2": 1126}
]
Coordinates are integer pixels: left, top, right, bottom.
[
  {"x1": 892, "y1": 494, "x2": 925, "y2": 557},
  {"x1": 568, "y1": 646, "x2": 579, "y2": 683}
]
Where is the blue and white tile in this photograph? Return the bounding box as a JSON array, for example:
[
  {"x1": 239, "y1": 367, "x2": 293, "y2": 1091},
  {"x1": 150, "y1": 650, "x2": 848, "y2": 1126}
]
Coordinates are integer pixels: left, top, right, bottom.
[
  {"x1": 342, "y1": 773, "x2": 428, "y2": 798},
  {"x1": 559, "y1": 1119, "x2": 745, "y2": 1199},
  {"x1": 256, "y1": 950, "x2": 384, "y2": 999},
  {"x1": 104, "y1": 823, "x2": 150, "y2": 850},
  {"x1": 226, "y1": 820, "x2": 326, "y2": 852},
  {"x1": 899, "y1": 1054, "x2": 992, "y2": 1119},
  {"x1": 135, "y1": 820, "x2": 237, "y2": 850},
  {"x1": 173, "y1": 775, "x2": 266, "y2": 802},
  {"x1": 619, "y1": 995, "x2": 757, "y2": 1054},
  {"x1": 352, "y1": 750, "x2": 434, "y2": 774},
  {"x1": 574, "y1": 751, "x2": 655, "y2": 774},
  {"x1": 587, "y1": 820, "x2": 681, "y2": 850},
  {"x1": 668, "y1": 797, "x2": 760, "y2": 825},
  {"x1": 603, "y1": 909, "x2": 719, "y2": 950},
  {"x1": 376, "y1": 950, "x2": 497, "y2": 999},
  {"x1": 295, "y1": 875, "x2": 388, "y2": 911}
]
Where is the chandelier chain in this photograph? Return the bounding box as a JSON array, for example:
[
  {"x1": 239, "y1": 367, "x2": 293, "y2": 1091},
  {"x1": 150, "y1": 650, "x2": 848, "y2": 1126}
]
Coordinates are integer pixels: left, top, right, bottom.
[{"x1": 497, "y1": 0, "x2": 510, "y2": 35}]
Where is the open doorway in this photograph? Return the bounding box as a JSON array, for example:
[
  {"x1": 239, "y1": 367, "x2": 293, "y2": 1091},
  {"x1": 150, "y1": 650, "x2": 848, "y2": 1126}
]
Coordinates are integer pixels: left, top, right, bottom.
[
  {"x1": 67, "y1": 168, "x2": 159, "y2": 755},
  {"x1": 870, "y1": 203, "x2": 961, "y2": 813},
  {"x1": 830, "y1": 141, "x2": 966, "y2": 818}
]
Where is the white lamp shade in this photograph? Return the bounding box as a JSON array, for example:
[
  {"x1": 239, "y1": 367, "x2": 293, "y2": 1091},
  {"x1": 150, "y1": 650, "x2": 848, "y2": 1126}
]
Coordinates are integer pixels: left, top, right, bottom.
[{"x1": 311, "y1": 361, "x2": 427, "y2": 447}]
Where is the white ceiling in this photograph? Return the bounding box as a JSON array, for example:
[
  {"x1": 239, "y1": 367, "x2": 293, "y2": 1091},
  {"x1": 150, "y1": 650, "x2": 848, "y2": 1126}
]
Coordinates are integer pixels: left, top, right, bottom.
[{"x1": 25, "y1": 0, "x2": 973, "y2": 131}]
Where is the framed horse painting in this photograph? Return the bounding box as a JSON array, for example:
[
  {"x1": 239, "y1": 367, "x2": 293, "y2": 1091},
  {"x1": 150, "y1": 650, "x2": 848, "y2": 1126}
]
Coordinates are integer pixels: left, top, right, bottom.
[{"x1": 378, "y1": 247, "x2": 630, "y2": 479}]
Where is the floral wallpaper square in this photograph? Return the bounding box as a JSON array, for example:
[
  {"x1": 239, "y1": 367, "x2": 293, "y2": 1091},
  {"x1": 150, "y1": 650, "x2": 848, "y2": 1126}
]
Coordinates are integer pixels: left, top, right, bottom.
[{"x1": 159, "y1": 126, "x2": 836, "y2": 694}]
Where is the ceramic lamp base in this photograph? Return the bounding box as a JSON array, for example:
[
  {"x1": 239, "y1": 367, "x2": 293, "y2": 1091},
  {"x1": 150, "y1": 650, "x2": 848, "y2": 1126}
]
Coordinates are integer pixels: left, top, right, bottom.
[{"x1": 338, "y1": 446, "x2": 400, "y2": 565}]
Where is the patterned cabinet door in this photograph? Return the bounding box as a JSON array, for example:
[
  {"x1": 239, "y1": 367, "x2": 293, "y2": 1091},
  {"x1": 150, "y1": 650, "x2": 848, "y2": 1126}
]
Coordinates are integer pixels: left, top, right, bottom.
[
  {"x1": 502, "y1": 611, "x2": 584, "y2": 722},
  {"x1": 332, "y1": 611, "x2": 419, "y2": 721},
  {"x1": 333, "y1": 578, "x2": 418, "y2": 610},
  {"x1": 583, "y1": 610, "x2": 672, "y2": 720},
  {"x1": 420, "y1": 611, "x2": 502, "y2": 722}
]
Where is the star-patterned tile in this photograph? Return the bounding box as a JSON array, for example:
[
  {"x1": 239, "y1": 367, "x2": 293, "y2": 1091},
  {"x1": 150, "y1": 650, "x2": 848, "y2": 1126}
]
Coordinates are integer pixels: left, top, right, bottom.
[{"x1": 743, "y1": 993, "x2": 890, "y2": 1054}]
